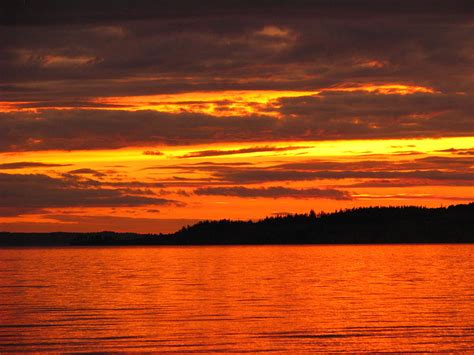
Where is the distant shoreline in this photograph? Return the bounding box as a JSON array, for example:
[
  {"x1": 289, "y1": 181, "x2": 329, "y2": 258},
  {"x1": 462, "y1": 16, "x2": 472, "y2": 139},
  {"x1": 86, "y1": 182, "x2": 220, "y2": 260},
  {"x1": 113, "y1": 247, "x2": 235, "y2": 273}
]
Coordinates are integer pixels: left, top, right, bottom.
[
  {"x1": 1, "y1": 243, "x2": 473, "y2": 249},
  {"x1": 1, "y1": 203, "x2": 473, "y2": 247}
]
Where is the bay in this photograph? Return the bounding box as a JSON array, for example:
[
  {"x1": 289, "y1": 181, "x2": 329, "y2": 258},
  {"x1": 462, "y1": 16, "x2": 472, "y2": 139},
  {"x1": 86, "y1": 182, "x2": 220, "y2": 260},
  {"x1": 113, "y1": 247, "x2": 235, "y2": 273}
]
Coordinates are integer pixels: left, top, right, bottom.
[{"x1": 0, "y1": 245, "x2": 473, "y2": 352}]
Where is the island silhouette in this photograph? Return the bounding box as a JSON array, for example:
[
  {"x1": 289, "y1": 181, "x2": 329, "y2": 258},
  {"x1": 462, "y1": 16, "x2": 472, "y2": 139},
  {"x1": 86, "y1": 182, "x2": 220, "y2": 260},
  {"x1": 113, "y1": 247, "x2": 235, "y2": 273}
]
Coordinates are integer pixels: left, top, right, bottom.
[{"x1": 1, "y1": 203, "x2": 472, "y2": 246}]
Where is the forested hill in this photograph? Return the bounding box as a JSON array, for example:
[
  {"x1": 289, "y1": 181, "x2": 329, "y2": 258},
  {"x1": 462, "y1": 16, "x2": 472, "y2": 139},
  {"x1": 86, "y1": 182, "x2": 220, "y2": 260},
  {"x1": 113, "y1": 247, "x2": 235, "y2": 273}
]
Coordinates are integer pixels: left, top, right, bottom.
[
  {"x1": 0, "y1": 203, "x2": 473, "y2": 246},
  {"x1": 170, "y1": 203, "x2": 473, "y2": 245}
]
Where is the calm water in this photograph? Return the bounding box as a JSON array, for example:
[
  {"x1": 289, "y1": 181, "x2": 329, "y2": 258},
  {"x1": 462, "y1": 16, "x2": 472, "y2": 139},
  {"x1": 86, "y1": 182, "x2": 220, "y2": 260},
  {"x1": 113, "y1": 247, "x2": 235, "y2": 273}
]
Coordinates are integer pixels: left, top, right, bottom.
[{"x1": 0, "y1": 245, "x2": 473, "y2": 353}]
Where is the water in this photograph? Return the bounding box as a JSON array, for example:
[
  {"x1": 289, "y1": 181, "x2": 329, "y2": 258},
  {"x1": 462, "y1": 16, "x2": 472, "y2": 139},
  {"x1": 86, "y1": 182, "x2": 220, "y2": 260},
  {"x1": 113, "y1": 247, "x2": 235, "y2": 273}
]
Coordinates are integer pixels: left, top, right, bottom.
[{"x1": 0, "y1": 245, "x2": 473, "y2": 353}]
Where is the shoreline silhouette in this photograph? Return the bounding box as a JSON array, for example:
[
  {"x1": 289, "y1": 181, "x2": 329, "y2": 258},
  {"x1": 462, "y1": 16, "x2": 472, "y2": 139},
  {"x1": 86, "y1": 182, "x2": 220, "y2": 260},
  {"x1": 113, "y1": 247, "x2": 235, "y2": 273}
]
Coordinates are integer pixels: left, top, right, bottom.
[{"x1": 1, "y1": 203, "x2": 472, "y2": 246}]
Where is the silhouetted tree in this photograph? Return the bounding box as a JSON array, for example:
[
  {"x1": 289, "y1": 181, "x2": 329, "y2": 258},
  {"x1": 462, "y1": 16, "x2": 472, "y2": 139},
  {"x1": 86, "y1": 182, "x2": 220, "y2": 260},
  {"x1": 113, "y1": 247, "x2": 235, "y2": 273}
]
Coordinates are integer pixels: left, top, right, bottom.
[{"x1": 1, "y1": 203, "x2": 472, "y2": 246}]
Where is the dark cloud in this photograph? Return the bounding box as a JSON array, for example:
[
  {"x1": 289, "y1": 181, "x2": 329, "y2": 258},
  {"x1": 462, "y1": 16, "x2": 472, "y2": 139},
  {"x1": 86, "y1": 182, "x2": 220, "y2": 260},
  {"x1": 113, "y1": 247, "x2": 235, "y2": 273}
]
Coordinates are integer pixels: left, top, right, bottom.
[
  {"x1": 390, "y1": 151, "x2": 422, "y2": 156},
  {"x1": 194, "y1": 186, "x2": 351, "y2": 200},
  {"x1": 1, "y1": 1, "x2": 472, "y2": 105},
  {"x1": 187, "y1": 161, "x2": 254, "y2": 166},
  {"x1": 212, "y1": 169, "x2": 474, "y2": 184},
  {"x1": 67, "y1": 168, "x2": 106, "y2": 177},
  {"x1": 0, "y1": 172, "x2": 181, "y2": 216},
  {"x1": 143, "y1": 162, "x2": 254, "y2": 170},
  {"x1": 276, "y1": 92, "x2": 473, "y2": 140},
  {"x1": 0, "y1": 207, "x2": 46, "y2": 217},
  {"x1": 103, "y1": 180, "x2": 166, "y2": 189},
  {"x1": 354, "y1": 193, "x2": 474, "y2": 201},
  {"x1": 345, "y1": 179, "x2": 474, "y2": 188},
  {"x1": 0, "y1": 161, "x2": 72, "y2": 169},
  {"x1": 0, "y1": 110, "x2": 276, "y2": 151},
  {"x1": 275, "y1": 155, "x2": 474, "y2": 172},
  {"x1": 180, "y1": 145, "x2": 310, "y2": 158},
  {"x1": 435, "y1": 148, "x2": 474, "y2": 155},
  {"x1": 0, "y1": 1, "x2": 472, "y2": 152},
  {"x1": 414, "y1": 156, "x2": 474, "y2": 167},
  {"x1": 143, "y1": 150, "x2": 164, "y2": 156},
  {"x1": 180, "y1": 155, "x2": 474, "y2": 185},
  {"x1": 158, "y1": 189, "x2": 191, "y2": 197},
  {"x1": 138, "y1": 155, "x2": 474, "y2": 187},
  {"x1": 0, "y1": 94, "x2": 472, "y2": 151},
  {"x1": 3, "y1": 1, "x2": 470, "y2": 26}
]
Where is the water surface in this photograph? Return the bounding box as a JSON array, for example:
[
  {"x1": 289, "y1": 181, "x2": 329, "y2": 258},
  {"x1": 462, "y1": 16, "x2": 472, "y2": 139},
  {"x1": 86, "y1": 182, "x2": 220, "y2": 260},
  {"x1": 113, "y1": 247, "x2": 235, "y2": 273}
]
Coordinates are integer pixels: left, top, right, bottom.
[{"x1": 0, "y1": 245, "x2": 473, "y2": 352}]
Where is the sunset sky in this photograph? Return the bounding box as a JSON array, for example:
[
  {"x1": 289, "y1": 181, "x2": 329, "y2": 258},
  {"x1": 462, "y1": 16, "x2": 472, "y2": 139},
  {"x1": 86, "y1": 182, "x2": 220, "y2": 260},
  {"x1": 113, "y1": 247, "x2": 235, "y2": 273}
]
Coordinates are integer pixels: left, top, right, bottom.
[{"x1": 1, "y1": 0, "x2": 473, "y2": 233}]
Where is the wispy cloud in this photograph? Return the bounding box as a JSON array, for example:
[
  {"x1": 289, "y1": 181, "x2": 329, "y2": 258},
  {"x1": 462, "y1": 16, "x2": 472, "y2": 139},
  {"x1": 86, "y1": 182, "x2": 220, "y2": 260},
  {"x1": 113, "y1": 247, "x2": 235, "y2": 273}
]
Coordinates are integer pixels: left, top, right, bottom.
[
  {"x1": 180, "y1": 145, "x2": 310, "y2": 158},
  {"x1": 195, "y1": 186, "x2": 352, "y2": 200},
  {"x1": 0, "y1": 161, "x2": 72, "y2": 170}
]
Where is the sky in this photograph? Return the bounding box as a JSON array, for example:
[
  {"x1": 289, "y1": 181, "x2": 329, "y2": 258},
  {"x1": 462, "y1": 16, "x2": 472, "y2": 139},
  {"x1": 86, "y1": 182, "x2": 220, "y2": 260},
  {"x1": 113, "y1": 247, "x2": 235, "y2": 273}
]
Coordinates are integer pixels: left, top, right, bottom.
[{"x1": 0, "y1": 0, "x2": 473, "y2": 233}]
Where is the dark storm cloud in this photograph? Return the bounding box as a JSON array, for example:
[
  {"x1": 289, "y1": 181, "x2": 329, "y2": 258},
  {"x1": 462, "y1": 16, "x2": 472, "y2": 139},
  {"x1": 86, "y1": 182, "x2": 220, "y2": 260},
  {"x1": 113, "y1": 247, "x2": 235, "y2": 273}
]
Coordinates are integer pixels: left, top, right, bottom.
[
  {"x1": 0, "y1": 161, "x2": 72, "y2": 169},
  {"x1": 194, "y1": 186, "x2": 352, "y2": 200},
  {"x1": 3, "y1": 1, "x2": 470, "y2": 26},
  {"x1": 0, "y1": 1, "x2": 472, "y2": 148},
  {"x1": 1, "y1": 1, "x2": 472, "y2": 100},
  {"x1": 0, "y1": 172, "x2": 180, "y2": 216}
]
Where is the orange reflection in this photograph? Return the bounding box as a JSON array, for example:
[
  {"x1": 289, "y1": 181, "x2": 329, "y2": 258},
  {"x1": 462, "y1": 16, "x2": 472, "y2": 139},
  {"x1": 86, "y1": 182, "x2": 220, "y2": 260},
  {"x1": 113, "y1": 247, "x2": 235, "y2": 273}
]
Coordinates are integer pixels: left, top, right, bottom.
[{"x1": 1, "y1": 245, "x2": 473, "y2": 352}]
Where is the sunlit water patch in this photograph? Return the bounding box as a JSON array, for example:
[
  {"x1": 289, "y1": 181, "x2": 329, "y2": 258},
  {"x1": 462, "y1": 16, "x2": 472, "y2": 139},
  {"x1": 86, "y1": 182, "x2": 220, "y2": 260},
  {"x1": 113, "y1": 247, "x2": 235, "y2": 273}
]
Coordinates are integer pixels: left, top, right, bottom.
[{"x1": 0, "y1": 245, "x2": 473, "y2": 352}]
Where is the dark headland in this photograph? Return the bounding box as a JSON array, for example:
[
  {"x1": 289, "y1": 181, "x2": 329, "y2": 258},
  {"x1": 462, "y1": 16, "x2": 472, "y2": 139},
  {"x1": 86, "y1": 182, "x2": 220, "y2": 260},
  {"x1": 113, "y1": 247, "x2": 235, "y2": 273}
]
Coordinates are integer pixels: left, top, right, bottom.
[{"x1": 1, "y1": 203, "x2": 473, "y2": 246}]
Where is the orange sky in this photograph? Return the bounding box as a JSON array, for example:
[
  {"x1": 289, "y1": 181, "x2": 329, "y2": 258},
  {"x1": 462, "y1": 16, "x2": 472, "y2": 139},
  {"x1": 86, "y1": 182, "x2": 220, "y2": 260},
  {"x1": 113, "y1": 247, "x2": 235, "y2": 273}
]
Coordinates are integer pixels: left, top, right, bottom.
[
  {"x1": 1, "y1": 2, "x2": 472, "y2": 233},
  {"x1": 1, "y1": 132, "x2": 472, "y2": 233}
]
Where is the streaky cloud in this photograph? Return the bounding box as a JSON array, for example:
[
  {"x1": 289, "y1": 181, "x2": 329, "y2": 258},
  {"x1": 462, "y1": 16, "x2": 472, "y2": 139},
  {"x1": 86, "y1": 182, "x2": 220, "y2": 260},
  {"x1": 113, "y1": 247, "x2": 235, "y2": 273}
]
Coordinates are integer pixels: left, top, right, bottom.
[
  {"x1": 180, "y1": 145, "x2": 310, "y2": 158},
  {"x1": 0, "y1": 161, "x2": 72, "y2": 169},
  {"x1": 194, "y1": 186, "x2": 352, "y2": 200}
]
